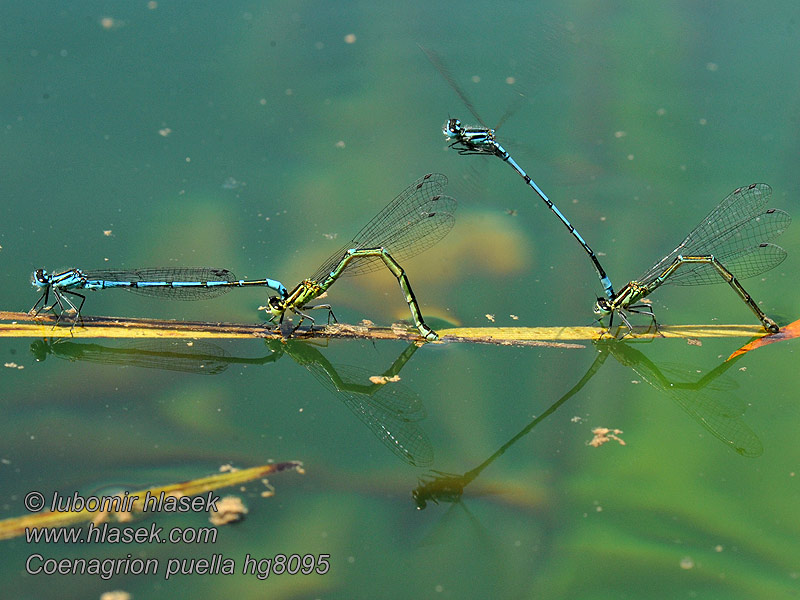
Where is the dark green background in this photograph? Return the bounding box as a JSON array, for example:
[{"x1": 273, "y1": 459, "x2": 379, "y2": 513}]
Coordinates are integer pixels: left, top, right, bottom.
[{"x1": 1, "y1": 1, "x2": 798, "y2": 598}]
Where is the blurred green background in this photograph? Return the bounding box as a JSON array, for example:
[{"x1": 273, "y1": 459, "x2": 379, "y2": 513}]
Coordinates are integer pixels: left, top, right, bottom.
[{"x1": 1, "y1": 1, "x2": 799, "y2": 598}]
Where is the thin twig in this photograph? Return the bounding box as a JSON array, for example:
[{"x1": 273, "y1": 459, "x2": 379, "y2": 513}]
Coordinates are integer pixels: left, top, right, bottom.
[{"x1": 0, "y1": 311, "x2": 773, "y2": 347}]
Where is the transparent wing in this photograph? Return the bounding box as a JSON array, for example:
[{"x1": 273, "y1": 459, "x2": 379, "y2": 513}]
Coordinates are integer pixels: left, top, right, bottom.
[
  {"x1": 311, "y1": 173, "x2": 456, "y2": 281},
  {"x1": 82, "y1": 268, "x2": 236, "y2": 299},
  {"x1": 637, "y1": 184, "x2": 790, "y2": 286},
  {"x1": 419, "y1": 45, "x2": 488, "y2": 128},
  {"x1": 304, "y1": 361, "x2": 433, "y2": 467},
  {"x1": 658, "y1": 243, "x2": 787, "y2": 287}
]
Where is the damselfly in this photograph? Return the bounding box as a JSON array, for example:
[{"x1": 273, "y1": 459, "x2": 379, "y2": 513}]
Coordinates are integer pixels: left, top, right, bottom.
[
  {"x1": 264, "y1": 173, "x2": 456, "y2": 341},
  {"x1": 420, "y1": 45, "x2": 615, "y2": 300},
  {"x1": 594, "y1": 183, "x2": 790, "y2": 333},
  {"x1": 30, "y1": 267, "x2": 288, "y2": 324}
]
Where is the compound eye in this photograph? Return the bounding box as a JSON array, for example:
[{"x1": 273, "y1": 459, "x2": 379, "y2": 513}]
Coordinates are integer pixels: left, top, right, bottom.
[
  {"x1": 34, "y1": 269, "x2": 47, "y2": 283},
  {"x1": 593, "y1": 298, "x2": 611, "y2": 314}
]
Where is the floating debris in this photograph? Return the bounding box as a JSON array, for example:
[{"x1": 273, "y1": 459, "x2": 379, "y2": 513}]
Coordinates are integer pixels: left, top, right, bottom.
[
  {"x1": 369, "y1": 374, "x2": 401, "y2": 385},
  {"x1": 588, "y1": 427, "x2": 626, "y2": 448},
  {"x1": 209, "y1": 496, "x2": 248, "y2": 526}
]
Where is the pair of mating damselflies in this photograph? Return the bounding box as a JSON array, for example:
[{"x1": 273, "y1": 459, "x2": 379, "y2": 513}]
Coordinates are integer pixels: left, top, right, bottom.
[
  {"x1": 423, "y1": 45, "x2": 789, "y2": 333},
  {"x1": 31, "y1": 174, "x2": 456, "y2": 341}
]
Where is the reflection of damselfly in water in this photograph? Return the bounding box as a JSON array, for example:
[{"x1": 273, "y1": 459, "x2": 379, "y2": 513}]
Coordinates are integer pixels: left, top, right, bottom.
[
  {"x1": 30, "y1": 338, "x2": 272, "y2": 375},
  {"x1": 264, "y1": 173, "x2": 456, "y2": 341},
  {"x1": 32, "y1": 336, "x2": 432, "y2": 466},
  {"x1": 603, "y1": 340, "x2": 763, "y2": 457},
  {"x1": 413, "y1": 347, "x2": 609, "y2": 509},
  {"x1": 413, "y1": 338, "x2": 761, "y2": 510},
  {"x1": 421, "y1": 45, "x2": 616, "y2": 301},
  {"x1": 29, "y1": 267, "x2": 287, "y2": 327},
  {"x1": 267, "y1": 340, "x2": 433, "y2": 467},
  {"x1": 594, "y1": 183, "x2": 789, "y2": 333}
]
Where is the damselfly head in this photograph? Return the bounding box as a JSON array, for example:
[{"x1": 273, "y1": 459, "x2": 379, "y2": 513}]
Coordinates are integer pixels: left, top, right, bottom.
[
  {"x1": 32, "y1": 269, "x2": 49, "y2": 288},
  {"x1": 264, "y1": 295, "x2": 285, "y2": 319},
  {"x1": 443, "y1": 118, "x2": 462, "y2": 140},
  {"x1": 593, "y1": 297, "x2": 612, "y2": 315}
]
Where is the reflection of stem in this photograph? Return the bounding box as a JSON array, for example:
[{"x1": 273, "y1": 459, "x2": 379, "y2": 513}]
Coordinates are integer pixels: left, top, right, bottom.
[
  {"x1": 600, "y1": 340, "x2": 762, "y2": 457},
  {"x1": 413, "y1": 348, "x2": 610, "y2": 509}
]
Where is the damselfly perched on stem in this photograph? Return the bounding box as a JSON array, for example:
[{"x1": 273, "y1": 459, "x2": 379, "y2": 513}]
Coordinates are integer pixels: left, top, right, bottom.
[
  {"x1": 30, "y1": 267, "x2": 287, "y2": 326},
  {"x1": 263, "y1": 173, "x2": 456, "y2": 341},
  {"x1": 594, "y1": 183, "x2": 789, "y2": 333}
]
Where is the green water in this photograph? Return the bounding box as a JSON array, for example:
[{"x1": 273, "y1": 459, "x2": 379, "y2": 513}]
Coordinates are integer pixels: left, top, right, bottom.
[{"x1": 2, "y1": 1, "x2": 799, "y2": 598}]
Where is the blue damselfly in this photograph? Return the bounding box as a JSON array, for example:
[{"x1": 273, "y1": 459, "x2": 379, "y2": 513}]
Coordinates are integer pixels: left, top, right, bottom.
[
  {"x1": 421, "y1": 45, "x2": 615, "y2": 300},
  {"x1": 30, "y1": 267, "x2": 287, "y2": 324}
]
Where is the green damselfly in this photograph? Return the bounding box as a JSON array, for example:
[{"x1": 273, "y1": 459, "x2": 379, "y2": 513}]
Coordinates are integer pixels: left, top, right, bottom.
[
  {"x1": 264, "y1": 173, "x2": 456, "y2": 341},
  {"x1": 594, "y1": 183, "x2": 789, "y2": 333}
]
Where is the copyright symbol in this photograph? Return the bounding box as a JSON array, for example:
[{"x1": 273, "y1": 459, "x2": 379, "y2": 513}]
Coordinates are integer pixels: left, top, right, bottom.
[{"x1": 24, "y1": 491, "x2": 46, "y2": 512}]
